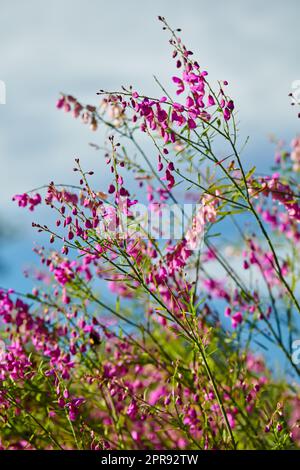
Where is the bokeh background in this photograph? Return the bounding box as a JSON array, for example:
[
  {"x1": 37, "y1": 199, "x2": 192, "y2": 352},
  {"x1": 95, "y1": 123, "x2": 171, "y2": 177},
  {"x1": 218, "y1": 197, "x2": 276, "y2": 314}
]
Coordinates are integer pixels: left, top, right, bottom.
[{"x1": 0, "y1": 0, "x2": 299, "y2": 293}]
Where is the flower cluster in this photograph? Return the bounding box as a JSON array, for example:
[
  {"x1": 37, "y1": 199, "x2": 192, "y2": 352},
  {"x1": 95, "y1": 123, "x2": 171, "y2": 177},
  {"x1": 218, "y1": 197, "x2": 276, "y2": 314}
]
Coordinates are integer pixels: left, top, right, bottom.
[
  {"x1": 12, "y1": 193, "x2": 41, "y2": 211},
  {"x1": 2, "y1": 17, "x2": 300, "y2": 451}
]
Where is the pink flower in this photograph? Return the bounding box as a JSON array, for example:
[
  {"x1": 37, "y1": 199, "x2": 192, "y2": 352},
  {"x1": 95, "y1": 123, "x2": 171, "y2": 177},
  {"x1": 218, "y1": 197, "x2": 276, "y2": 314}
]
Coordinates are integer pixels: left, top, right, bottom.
[
  {"x1": 148, "y1": 386, "x2": 167, "y2": 405},
  {"x1": 12, "y1": 193, "x2": 42, "y2": 211},
  {"x1": 56, "y1": 97, "x2": 65, "y2": 109},
  {"x1": 188, "y1": 118, "x2": 197, "y2": 129},
  {"x1": 172, "y1": 76, "x2": 185, "y2": 95},
  {"x1": 223, "y1": 108, "x2": 231, "y2": 121},
  {"x1": 207, "y1": 95, "x2": 215, "y2": 106},
  {"x1": 65, "y1": 398, "x2": 85, "y2": 421},
  {"x1": 231, "y1": 312, "x2": 243, "y2": 328}
]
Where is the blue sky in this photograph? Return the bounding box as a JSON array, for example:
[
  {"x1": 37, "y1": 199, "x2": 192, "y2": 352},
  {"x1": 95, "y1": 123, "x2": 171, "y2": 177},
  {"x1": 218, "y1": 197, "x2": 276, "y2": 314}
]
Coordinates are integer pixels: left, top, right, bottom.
[{"x1": 0, "y1": 0, "x2": 299, "y2": 291}]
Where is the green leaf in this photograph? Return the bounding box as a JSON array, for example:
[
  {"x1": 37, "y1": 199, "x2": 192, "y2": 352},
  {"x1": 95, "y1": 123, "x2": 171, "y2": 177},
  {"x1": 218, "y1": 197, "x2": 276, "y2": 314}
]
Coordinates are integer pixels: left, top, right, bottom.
[{"x1": 245, "y1": 166, "x2": 256, "y2": 180}]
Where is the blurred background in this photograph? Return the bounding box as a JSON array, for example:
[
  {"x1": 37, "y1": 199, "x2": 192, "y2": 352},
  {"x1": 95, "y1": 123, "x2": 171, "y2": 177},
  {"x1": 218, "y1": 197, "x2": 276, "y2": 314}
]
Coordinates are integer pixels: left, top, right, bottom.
[{"x1": 0, "y1": 0, "x2": 299, "y2": 292}]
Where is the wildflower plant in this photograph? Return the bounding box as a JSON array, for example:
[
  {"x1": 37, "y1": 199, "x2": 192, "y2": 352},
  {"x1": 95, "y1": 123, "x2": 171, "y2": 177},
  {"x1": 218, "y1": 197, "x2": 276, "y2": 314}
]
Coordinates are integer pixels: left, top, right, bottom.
[{"x1": 1, "y1": 17, "x2": 300, "y2": 450}]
